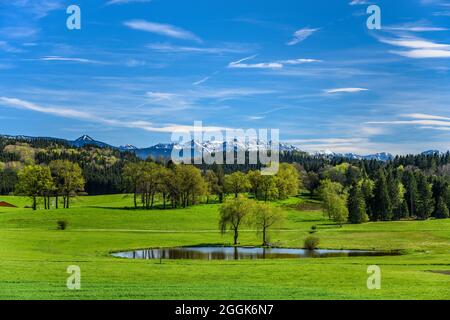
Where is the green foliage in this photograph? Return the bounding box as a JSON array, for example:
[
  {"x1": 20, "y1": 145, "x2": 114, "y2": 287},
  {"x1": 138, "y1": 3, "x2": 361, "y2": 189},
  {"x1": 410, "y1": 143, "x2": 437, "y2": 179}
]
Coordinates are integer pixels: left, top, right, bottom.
[
  {"x1": 275, "y1": 163, "x2": 300, "y2": 199},
  {"x1": 56, "y1": 220, "x2": 68, "y2": 230},
  {"x1": 373, "y1": 169, "x2": 392, "y2": 221},
  {"x1": 435, "y1": 197, "x2": 449, "y2": 219},
  {"x1": 304, "y1": 236, "x2": 320, "y2": 250},
  {"x1": 252, "y1": 202, "x2": 284, "y2": 246},
  {"x1": 347, "y1": 183, "x2": 368, "y2": 224},
  {"x1": 219, "y1": 195, "x2": 255, "y2": 245},
  {"x1": 225, "y1": 172, "x2": 251, "y2": 198},
  {"x1": 416, "y1": 172, "x2": 434, "y2": 220},
  {"x1": 16, "y1": 165, "x2": 54, "y2": 210},
  {"x1": 49, "y1": 160, "x2": 85, "y2": 208},
  {"x1": 319, "y1": 179, "x2": 349, "y2": 226}
]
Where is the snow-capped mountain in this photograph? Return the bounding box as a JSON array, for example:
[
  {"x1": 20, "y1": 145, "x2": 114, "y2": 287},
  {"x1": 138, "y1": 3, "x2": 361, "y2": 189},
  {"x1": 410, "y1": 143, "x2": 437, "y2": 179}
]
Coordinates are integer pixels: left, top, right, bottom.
[
  {"x1": 2, "y1": 133, "x2": 441, "y2": 163},
  {"x1": 313, "y1": 150, "x2": 394, "y2": 162},
  {"x1": 70, "y1": 135, "x2": 114, "y2": 149},
  {"x1": 421, "y1": 150, "x2": 441, "y2": 156},
  {"x1": 132, "y1": 139, "x2": 302, "y2": 160},
  {"x1": 119, "y1": 144, "x2": 138, "y2": 151}
]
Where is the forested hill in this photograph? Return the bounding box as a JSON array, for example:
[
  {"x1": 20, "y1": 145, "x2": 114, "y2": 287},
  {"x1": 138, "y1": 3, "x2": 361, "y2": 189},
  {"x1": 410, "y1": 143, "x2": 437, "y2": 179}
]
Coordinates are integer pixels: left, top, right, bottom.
[{"x1": 0, "y1": 136, "x2": 139, "y2": 195}]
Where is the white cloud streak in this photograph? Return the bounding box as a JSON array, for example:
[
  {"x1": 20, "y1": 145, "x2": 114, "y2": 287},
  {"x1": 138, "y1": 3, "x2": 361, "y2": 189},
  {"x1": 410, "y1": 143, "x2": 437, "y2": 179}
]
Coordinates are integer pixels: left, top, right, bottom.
[
  {"x1": 107, "y1": 0, "x2": 151, "y2": 5},
  {"x1": 30, "y1": 56, "x2": 104, "y2": 64},
  {"x1": 146, "y1": 43, "x2": 247, "y2": 54},
  {"x1": 287, "y1": 27, "x2": 319, "y2": 46},
  {"x1": 325, "y1": 88, "x2": 369, "y2": 94},
  {"x1": 228, "y1": 55, "x2": 320, "y2": 69},
  {"x1": 124, "y1": 20, "x2": 201, "y2": 42},
  {"x1": 0, "y1": 97, "x2": 230, "y2": 134},
  {"x1": 378, "y1": 35, "x2": 450, "y2": 59}
]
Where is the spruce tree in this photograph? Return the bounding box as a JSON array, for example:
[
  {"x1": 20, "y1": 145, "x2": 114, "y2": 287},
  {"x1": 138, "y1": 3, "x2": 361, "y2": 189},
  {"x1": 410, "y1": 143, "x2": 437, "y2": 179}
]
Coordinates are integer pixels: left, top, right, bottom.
[
  {"x1": 348, "y1": 183, "x2": 368, "y2": 224},
  {"x1": 404, "y1": 170, "x2": 418, "y2": 218},
  {"x1": 435, "y1": 197, "x2": 449, "y2": 219},
  {"x1": 415, "y1": 172, "x2": 434, "y2": 220},
  {"x1": 373, "y1": 169, "x2": 392, "y2": 221}
]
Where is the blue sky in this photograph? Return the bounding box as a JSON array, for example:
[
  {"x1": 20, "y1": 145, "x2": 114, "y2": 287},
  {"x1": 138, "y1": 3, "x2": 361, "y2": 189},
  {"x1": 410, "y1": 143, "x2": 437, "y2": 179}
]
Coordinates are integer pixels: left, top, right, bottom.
[{"x1": 0, "y1": 0, "x2": 450, "y2": 154}]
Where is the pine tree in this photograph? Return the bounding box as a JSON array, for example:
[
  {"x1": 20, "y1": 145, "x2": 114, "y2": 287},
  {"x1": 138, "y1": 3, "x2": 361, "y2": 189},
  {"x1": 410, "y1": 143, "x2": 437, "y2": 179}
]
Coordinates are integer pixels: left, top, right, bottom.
[
  {"x1": 415, "y1": 172, "x2": 434, "y2": 220},
  {"x1": 404, "y1": 170, "x2": 418, "y2": 218},
  {"x1": 373, "y1": 169, "x2": 392, "y2": 221},
  {"x1": 435, "y1": 197, "x2": 449, "y2": 219},
  {"x1": 347, "y1": 183, "x2": 368, "y2": 224}
]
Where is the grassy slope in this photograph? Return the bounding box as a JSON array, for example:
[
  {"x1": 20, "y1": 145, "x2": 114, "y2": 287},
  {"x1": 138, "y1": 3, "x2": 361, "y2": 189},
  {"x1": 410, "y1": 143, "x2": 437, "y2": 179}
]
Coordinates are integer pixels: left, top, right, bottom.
[{"x1": 0, "y1": 194, "x2": 448, "y2": 300}]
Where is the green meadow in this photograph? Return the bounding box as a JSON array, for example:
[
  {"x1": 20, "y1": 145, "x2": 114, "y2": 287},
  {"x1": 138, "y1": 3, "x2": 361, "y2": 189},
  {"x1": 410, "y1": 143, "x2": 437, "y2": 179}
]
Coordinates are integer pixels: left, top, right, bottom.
[{"x1": 0, "y1": 194, "x2": 448, "y2": 300}]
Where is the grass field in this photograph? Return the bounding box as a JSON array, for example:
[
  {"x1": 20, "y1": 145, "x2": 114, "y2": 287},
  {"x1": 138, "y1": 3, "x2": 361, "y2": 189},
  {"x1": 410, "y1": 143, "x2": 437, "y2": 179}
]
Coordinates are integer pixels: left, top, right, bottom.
[{"x1": 0, "y1": 194, "x2": 448, "y2": 300}]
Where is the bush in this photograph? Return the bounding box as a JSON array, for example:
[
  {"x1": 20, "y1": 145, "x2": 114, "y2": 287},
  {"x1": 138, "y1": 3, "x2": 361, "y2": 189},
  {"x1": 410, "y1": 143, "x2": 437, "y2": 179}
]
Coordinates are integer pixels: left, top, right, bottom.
[
  {"x1": 304, "y1": 236, "x2": 320, "y2": 250},
  {"x1": 57, "y1": 220, "x2": 68, "y2": 230},
  {"x1": 309, "y1": 225, "x2": 317, "y2": 234}
]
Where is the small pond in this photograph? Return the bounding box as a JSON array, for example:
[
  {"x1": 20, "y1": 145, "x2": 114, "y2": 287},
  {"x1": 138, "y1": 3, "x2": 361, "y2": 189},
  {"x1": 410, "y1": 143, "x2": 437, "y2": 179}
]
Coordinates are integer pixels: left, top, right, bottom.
[{"x1": 112, "y1": 246, "x2": 401, "y2": 260}]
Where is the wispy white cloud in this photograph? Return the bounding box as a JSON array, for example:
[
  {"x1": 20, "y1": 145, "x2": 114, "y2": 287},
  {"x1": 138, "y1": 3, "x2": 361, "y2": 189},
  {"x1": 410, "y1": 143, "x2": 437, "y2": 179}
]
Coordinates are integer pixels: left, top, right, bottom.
[
  {"x1": 228, "y1": 55, "x2": 282, "y2": 69},
  {"x1": 325, "y1": 88, "x2": 369, "y2": 94},
  {"x1": 228, "y1": 55, "x2": 320, "y2": 69},
  {"x1": 379, "y1": 37, "x2": 450, "y2": 49},
  {"x1": 0, "y1": 97, "x2": 92, "y2": 119},
  {"x1": 392, "y1": 49, "x2": 450, "y2": 58},
  {"x1": 7, "y1": 0, "x2": 63, "y2": 19},
  {"x1": 28, "y1": 56, "x2": 104, "y2": 64},
  {"x1": 107, "y1": 0, "x2": 151, "y2": 5},
  {"x1": 287, "y1": 27, "x2": 319, "y2": 46},
  {"x1": 124, "y1": 20, "x2": 201, "y2": 42},
  {"x1": 0, "y1": 41, "x2": 23, "y2": 53},
  {"x1": 0, "y1": 26, "x2": 39, "y2": 39},
  {"x1": 378, "y1": 35, "x2": 450, "y2": 59},
  {"x1": 367, "y1": 113, "x2": 450, "y2": 129},
  {"x1": 0, "y1": 96, "x2": 230, "y2": 134},
  {"x1": 384, "y1": 22, "x2": 447, "y2": 32},
  {"x1": 192, "y1": 76, "x2": 211, "y2": 86},
  {"x1": 146, "y1": 43, "x2": 247, "y2": 54},
  {"x1": 280, "y1": 58, "x2": 322, "y2": 64},
  {"x1": 349, "y1": 0, "x2": 370, "y2": 5}
]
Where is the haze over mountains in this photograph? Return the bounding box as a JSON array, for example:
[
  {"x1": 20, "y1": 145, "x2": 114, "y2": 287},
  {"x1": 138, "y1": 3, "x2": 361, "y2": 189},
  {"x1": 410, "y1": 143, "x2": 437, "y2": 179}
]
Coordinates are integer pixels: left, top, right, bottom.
[{"x1": 2, "y1": 133, "x2": 443, "y2": 162}]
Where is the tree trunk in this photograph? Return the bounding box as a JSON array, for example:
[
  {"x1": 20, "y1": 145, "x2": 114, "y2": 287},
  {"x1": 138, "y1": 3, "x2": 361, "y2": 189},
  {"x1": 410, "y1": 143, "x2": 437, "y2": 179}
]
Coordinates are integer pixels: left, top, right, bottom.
[
  {"x1": 163, "y1": 193, "x2": 166, "y2": 209},
  {"x1": 233, "y1": 229, "x2": 238, "y2": 245},
  {"x1": 55, "y1": 195, "x2": 59, "y2": 209},
  {"x1": 151, "y1": 192, "x2": 155, "y2": 209},
  {"x1": 262, "y1": 227, "x2": 267, "y2": 246},
  {"x1": 33, "y1": 196, "x2": 37, "y2": 211}
]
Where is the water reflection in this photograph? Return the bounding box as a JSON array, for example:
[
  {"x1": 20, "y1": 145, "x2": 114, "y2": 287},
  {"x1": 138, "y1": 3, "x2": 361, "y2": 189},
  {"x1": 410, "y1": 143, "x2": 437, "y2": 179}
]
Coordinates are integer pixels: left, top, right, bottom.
[{"x1": 112, "y1": 246, "x2": 400, "y2": 260}]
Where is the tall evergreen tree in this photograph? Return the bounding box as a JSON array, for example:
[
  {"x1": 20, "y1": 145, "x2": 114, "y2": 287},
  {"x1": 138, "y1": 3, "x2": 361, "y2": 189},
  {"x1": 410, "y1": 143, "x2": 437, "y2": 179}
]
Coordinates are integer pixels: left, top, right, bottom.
[
  {"x1": 435, "y1": 197, "x2": 449, "y2": 219},
  {"x1": 415, "y1": 172, "x2": 434, "y2": 220},
  {"x1": 373, "y1": 169, "x2": 392, "y2": 221},
  {"x1": 404, "y1": 170, "x2": 418, "y2": 218},
  {"x1": 347, "y1": 183, "x2": 368, "y2": 224}
]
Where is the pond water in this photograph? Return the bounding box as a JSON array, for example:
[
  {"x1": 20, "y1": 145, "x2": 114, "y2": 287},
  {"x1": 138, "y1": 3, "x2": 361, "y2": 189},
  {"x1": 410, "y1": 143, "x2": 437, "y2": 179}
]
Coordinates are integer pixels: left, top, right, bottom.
[{"x1": 112, "y1": 246, "x2": 400, "y2": 260}]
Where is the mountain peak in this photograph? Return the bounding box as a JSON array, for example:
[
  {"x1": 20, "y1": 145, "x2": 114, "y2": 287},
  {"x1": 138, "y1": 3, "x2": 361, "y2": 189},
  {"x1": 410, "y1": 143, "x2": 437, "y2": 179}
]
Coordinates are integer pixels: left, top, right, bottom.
[{"x1": 76, "y1": 135, "x2": 94, "y2": 142}]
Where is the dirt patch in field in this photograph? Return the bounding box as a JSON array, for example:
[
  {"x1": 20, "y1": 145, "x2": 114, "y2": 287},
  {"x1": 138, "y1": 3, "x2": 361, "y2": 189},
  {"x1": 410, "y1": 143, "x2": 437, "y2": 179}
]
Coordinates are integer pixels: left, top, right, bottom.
[
  {"x1": 427, "y1": 270, "x2": 450, "y2": 276},
  {"x1": 292, "y1": 202, "x2": 323, "y2": 211}
]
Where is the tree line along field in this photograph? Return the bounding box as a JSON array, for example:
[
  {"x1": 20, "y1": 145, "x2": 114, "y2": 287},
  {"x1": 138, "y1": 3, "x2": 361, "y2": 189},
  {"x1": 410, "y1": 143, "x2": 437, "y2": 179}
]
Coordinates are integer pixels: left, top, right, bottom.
[{"x1": 0, "y1": 194, "x2": 449, "y2": 300}]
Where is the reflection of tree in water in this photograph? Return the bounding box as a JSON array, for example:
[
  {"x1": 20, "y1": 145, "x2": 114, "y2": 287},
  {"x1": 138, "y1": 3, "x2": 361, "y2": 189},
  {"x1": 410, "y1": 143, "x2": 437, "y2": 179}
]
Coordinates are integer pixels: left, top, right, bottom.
[{"x1": 114, "y1": 247, "x2": 399, "y2": 261}]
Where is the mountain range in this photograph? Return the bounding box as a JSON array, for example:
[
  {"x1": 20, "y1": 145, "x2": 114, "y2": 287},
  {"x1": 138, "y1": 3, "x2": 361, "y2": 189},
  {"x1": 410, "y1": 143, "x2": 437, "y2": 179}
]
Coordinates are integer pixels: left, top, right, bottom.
[{"x1": 2, "y1": 133, "x2": 436, "y2": 162}]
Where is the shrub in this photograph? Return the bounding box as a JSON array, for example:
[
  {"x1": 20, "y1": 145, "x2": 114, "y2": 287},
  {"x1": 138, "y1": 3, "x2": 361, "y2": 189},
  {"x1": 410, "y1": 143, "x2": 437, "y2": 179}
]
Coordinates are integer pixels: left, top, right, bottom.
[
  {"x1": 309, "y1": 225, "x2": 317, "y2": 234},
  {"x1": 304, "y1": 236, "x2": 320, "y2": 250},
  {"x1": 57, "y1": 220, "x2": 68, "y2": 230}
]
